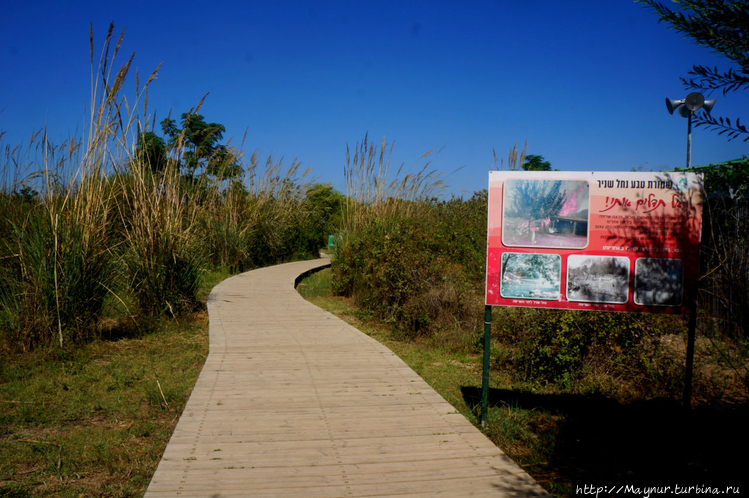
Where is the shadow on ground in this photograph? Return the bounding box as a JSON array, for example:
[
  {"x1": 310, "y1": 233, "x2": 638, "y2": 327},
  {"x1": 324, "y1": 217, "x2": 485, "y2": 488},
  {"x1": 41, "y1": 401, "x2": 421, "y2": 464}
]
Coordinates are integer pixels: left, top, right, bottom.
[{"x1": 461, "y1": 386, "x2": 748, "y2": 489}]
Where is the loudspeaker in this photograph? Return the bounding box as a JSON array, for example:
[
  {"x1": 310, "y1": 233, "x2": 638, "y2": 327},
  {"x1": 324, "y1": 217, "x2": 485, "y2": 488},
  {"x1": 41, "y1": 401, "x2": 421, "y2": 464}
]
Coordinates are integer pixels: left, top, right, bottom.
[
  {"x1": 666, "y1": 98, "x2": 685, "y2": 115},
  {"x1": 685, "y1": 92, "x2": 705, "y2": 111},
  {"x1": 703, "y1": 98, "x2": 716, "y2": 114}
]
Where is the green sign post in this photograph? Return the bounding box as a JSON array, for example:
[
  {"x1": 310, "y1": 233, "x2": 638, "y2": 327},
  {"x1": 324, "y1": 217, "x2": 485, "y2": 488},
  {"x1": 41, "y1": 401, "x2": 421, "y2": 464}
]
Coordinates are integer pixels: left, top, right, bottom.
[{"x1": 481, "y1": 305, "x2": 492, "y2": 428}]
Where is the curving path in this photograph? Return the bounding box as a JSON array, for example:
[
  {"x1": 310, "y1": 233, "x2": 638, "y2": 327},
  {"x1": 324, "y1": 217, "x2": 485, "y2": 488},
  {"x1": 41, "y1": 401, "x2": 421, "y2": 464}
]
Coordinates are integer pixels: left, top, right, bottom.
[{"x1": 144, "y1": 258, "x2": 548, "y2": 497}]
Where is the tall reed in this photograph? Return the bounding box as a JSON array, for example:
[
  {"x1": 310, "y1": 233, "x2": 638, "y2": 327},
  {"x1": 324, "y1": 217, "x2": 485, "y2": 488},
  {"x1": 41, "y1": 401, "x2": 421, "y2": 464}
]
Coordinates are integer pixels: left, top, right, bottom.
[
  {"x1": 0, "y1": 131, "x2": 118, "y2": 349},
  {"x1": 0, "y1": 23, "x2": 337, "y2": 350},
  {"x1": 198, "y1": 151, "x2": 317, "y2": 272},
  {"x1": 492, "y1": 140, "x2": 527, "y2": 171},
  {"x1": 333, "y1": 134, "x2": 481, "y2": 337},
  {"x1": 1, "y1": 23, "x2": 166, "y2": 347},
  {"x1": 342, "y1": 133, "x2": 445, "y2": 233}
]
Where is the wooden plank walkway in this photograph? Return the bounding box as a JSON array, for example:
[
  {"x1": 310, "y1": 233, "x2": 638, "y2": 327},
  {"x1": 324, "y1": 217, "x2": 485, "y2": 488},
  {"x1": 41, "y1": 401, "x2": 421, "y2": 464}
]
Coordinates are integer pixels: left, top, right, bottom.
[{"x1": 145, "y1": 258, "x2": 548, "y2": 497}]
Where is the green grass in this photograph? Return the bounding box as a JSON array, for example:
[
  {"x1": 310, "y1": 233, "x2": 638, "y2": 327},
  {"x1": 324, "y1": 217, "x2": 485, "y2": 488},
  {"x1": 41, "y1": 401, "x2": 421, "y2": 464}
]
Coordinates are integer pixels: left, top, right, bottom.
[
  {"x1": 3, "y1": 264, "x2": 745, "y2": 497},
  {"x1": 298, "y1": 268, "x2": 749, "y2": 497},
  {"x1": 0, "y1": 284, "x2": 212, "y2": 497}
]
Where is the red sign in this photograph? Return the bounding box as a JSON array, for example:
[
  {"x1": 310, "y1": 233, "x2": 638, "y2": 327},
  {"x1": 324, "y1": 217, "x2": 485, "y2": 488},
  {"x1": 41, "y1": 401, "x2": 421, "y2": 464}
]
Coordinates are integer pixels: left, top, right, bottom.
[{"x1": 485, "y1": 171, "x2": 703, "y2": 314}]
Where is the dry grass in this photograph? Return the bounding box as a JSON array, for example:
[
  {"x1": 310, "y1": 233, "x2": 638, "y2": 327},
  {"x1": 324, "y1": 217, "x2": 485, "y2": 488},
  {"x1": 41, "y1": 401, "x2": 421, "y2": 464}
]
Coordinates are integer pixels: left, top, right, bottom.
[{"x1": 342, "y1": 133, "x2": 445, "y2": 233}]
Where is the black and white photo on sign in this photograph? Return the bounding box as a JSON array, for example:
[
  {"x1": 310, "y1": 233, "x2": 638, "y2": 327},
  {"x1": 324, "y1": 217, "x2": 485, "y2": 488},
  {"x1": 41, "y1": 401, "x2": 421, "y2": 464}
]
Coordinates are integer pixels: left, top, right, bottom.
[
  {"x1": 634, "y1": 258, "x2": 684, "y2": 307},
  {"x1": 566, "y1": 255, "x2": 630, "y2": 304}
]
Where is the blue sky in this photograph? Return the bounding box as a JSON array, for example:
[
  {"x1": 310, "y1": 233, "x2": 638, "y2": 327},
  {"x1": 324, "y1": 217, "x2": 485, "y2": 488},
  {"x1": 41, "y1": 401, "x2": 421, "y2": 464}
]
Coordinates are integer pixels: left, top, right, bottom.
[{"x1": 2, "y1": 0, "x2": 748, "y2": 196}]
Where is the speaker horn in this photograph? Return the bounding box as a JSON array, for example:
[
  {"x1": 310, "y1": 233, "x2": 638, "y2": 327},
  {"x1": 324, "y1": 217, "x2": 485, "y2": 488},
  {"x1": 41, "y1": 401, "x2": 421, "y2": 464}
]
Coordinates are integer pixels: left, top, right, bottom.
[
  {"x1": 685, "y1": 92, "x2": 705, "y2": 111},
  {"x1": 703, "y1": 98, "x2": 716, "y2": 114},
  {"x1": 666, "y1": 98, "x2": 685, "y2": 115}
]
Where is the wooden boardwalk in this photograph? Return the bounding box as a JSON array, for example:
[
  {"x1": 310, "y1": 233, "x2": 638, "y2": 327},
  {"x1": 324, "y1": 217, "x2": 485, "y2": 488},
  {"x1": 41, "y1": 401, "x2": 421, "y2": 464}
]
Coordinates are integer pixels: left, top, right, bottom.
[{"x1": 145, "y1": 259, "x2": 548, "y2": 497}]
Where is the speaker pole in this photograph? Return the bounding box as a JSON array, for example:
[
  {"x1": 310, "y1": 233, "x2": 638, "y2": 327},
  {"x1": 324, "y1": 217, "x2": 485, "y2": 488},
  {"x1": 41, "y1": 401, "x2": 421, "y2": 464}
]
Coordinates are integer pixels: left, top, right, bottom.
[{"x1": 686, "y1": 110, "x2": 692, "y2": 169}]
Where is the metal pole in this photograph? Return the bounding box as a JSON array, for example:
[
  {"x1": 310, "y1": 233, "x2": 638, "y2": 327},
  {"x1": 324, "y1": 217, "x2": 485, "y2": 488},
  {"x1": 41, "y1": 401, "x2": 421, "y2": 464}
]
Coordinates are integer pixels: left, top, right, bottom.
[
  {"x1": 682, "y1": 110, "x2": 696, "y2": 409},
  {"x1": 481, "y1": 305, "x2": 492, "y2": 428},
  {"x1": 683, "y1": 306, "x2": 697, "y2": 410},
  {"x1": 686, "y1": 111, "x2": 692, "y2": 169},
  {"x1": 683, "y1": 231, "x2": 702, "y2": 410}
]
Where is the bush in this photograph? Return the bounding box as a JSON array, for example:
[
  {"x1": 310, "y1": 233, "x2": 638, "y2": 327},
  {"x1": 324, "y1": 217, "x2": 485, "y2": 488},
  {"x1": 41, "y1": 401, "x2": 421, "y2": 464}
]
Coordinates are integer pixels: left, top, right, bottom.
[
  {"x1": 332, "y1": 192, "x2": 487, "y2": 339},
  {"x1": 494, "y1": 306, "x2": 688, "y2": 393},
  {"x1": 125, "y1": 233, "x2": 204, "y2": 317},
  {"x1": 0, "y1": 192, "x2": 116, "y2": 350}
]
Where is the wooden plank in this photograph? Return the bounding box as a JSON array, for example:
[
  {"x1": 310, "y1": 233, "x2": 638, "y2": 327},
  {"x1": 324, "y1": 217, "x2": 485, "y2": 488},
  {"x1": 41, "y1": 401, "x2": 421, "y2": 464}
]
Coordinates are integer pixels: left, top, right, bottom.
[{"x1": 144, "y1": 259, "x2": 548, "y2": 497}]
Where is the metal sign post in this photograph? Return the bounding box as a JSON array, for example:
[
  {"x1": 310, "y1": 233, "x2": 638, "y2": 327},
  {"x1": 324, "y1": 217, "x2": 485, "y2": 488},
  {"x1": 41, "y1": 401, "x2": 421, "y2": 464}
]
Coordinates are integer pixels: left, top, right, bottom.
[
  {"x1": 481, "y1": 305, "x2": 491, "y2": 428},
  {"x1": 683, "y1": 307, "x2": 697, "y2": 409}
]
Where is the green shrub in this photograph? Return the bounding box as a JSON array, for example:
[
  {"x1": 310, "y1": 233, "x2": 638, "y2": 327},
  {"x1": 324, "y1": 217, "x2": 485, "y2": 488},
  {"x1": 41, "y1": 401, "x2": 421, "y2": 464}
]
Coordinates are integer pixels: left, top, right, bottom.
[
  {"x1": 495, "y1": 306, "x2": 687, "y2": 392},
  {"x1": 125, "y1": 234, "x2": 204, "y2": 317},
  {"x1": 0, "y1": 195, "x2": 115, "y2": 350},
  {"x1": 332, "y1": 193, "x2": 486, "y2": 339}
]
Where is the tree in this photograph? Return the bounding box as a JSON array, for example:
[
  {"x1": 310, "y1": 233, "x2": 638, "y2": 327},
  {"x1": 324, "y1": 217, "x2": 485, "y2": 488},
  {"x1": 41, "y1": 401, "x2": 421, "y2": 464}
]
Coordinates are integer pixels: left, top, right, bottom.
[
  {"x1": 160, "y1": 112, "x2": 242, "y2": 178},
  {"x1": 133, "y1": 131, "x2": 168, "y2": 173},
  {"x1": 204, "y1": 145, "x2": 243, "y2": 179},
  {"x1": 522, "y1": 154, "x2": 552, "y2": 171},
  {"x1": 640, "y1": 0, "x2": 749, "y2": 141},
  {"x1": 506, "y1": 179, "x2": 568, "y2": 231},
  {"x1": 305, "y1": 183, "x2": 344, "y2": 241}
]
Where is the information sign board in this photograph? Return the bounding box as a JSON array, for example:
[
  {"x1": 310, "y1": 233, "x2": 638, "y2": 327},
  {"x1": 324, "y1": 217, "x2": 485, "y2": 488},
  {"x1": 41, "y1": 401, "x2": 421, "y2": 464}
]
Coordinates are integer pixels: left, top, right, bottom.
[{"x1": 485, "y1": 171, "x2": 703, "y2": 314}]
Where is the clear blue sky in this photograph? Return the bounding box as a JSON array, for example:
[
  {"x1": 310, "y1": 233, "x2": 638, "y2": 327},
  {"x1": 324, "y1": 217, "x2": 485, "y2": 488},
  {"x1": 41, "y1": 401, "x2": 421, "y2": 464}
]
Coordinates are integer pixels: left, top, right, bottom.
[{"x1": 2, "y1": 0, "x2": 748, "y2": 196}]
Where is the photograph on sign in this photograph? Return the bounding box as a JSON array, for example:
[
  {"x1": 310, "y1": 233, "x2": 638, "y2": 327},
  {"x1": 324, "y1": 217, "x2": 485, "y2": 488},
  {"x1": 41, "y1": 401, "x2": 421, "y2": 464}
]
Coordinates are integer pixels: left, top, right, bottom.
[
  {"x1": 633, "y1": 258, "x2": 684, "y2": 307},
  {"x1": 502, "y1": 179, "x2": 590, "y2": 248},
  {"x1": 500, "y1": 252, "x2": 562, "y2": 300},
  {"x1": 566, "y1": 255, "x2": 630, "y2": 304},
  {"x1": 485, "y1": 170, "x2": 702, "y2": 315}
]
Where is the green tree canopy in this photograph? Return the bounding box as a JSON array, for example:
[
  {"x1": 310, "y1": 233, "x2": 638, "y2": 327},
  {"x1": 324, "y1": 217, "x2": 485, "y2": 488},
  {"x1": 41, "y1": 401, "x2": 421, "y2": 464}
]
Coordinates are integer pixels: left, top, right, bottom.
[
  {"x1": 160, "y1": 112, "x2": 242, "y2": 179},
  {"x1": 133, "y1": 131, "x2": 168, "y2": 173},
  {"x1": 640, "y1": 0, "x2": 749, "y2": 141},
  {"x1": 305, "y1": 183, "x2": 345, "y2": 244},
  {"x1": 522, "y1": 154, "x2": 552, "y2": 171}
]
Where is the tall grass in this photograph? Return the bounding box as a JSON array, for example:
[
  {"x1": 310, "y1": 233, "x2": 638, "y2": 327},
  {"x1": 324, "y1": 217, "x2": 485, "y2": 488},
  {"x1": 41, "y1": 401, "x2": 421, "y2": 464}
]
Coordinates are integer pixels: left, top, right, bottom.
[
  {"x1": 0, "y1": 24, "x2": 332, "y2": 351},
  {"x1": 332, "y1": 134, "x2": 487, "y2": 340},
  {"x1": 119, "y1": 164, "x2": 204, "y2": 316},
  {"x1": 492, "y1": 140, "x2": 527, "y2": 171},
  {"x1": 341, "y1": 133, "x2": 445, "y2": 232},
  {"x1": 0, "y1": 26, "x2": 127, "y2": 349}
]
